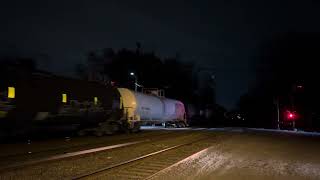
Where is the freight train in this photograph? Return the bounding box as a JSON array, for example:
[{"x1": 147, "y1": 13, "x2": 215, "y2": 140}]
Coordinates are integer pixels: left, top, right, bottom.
[
  {"x1": 0, "y1": 65, "x2": 187, "y2": 138},
  {"x1": 118, "y1": 88, "x2": 186, "y2": 127}
]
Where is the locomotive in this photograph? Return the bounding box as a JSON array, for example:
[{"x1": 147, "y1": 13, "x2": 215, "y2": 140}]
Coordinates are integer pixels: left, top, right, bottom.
[{"x1": 0, "y1": 64, "x2": 187, "y2": 138}]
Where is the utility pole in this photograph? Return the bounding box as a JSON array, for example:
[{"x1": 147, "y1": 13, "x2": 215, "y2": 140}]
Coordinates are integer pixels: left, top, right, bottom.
[
  {"x1": 276, "y1": 98, "x2": 280, "y2": 129},
  {"x1": 134, "y1": 77, "x2": 138, "y2": 92},
  {"x1": 130, "y1": 72, "x2": 138, "y2": 92},
  {"x1": 130, "y1": 72, "x2": 143, "y2": 92},
  {"x1": 274, "y1": 97, "x2": 280, "y2": 129}
]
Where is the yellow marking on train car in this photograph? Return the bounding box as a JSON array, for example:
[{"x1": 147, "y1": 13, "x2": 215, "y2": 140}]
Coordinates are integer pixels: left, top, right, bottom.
[
  {"x1": 94, "y1": 97, "x2": 98, "y2": 105},
  {"x1": 120, "y1": 97, "x2": 123, "y2": 109},
  {"x1": 117, "y1": 88, "x2": 137, "y2": 121},
  {"x1": 62, "y1": 93, "x2": 67, "y2": 103},
  {"x1": 8, "y1": 87, "x2": 15, "y2": 99}
]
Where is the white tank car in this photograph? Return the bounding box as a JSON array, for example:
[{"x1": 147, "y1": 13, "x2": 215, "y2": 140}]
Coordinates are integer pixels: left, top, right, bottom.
[{"x1": 117, "y1": 88, "x2": 186, "y2": 127}]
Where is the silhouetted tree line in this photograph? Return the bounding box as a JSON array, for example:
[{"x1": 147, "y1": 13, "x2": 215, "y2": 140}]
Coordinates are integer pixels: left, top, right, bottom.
[
  {"x1": 237, "y1": 32, "x2": 320, "y2": 131},
  {"x1": 0, "y1": 46, "x2": 224, "y2": 127},
  {"x1": 0, "y1": 56, "x2": 37, "y2": 79},
  {"x1": 75, "y1": 46, "x2": 197, "y2": 105},
  {"x1": 76, "y1": 45, "x2": 225, "y2": 126}
]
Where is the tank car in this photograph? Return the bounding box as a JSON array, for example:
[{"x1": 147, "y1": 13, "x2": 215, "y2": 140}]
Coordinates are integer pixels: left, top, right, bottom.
[{"x1": 118, "y1": 88, "x2": 187, "y2": 127}]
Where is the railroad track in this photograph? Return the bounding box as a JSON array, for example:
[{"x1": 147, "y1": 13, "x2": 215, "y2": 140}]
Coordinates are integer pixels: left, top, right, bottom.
[
  {"x1": 0, "y1": 131, "x2": 177, "y2": 161},
  {"x1": 0, "y1": 131, "x2": 197, "y2": 172},
  {"x1": 0, "y1": 128, "x2": 213, "y2": 161},
  {"x1": 73, "y1": 137, "x2": 211, "y2": 180}
]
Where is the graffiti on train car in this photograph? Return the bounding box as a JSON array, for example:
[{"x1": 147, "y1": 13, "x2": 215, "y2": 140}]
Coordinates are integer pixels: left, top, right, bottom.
[{"x1": 58, "y1": 100, "x2": 106, "y2": 116}]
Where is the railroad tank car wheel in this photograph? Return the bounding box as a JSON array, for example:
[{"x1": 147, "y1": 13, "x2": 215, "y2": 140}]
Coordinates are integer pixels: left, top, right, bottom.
[
  {"x1": 180, "y1": 122, "x2": 186, "y2": 128},
  {"x1": 109, "y1": 122, "x2": 120, "y2": 133},
  {"x1": 94, "y1": 131, "x2": 104, "y2": 137},
  {"x1": 165, "y1": 122, "x2": 174, "y2": 128},
  {"x1": 130, "y1": 122, "x2": 141, "y2": 133},
  {"x1": 11, "y1": 111, "x2": 35, "y2": 137},
  {"x1": 119, "y1": 122, "x2": 130, "y2": 134},
  {"x1": 77, "y1": 130, "x2": 87, "y2": 136},
  {"x1": 98, "y1": 121, "x2": 120, "y2": 135},
  {"x1": 179, "y1": 121, "x2": 186, "y2": 128},
  {"x1": 104, "y1": 127, "x2": 116, "y2": 135}
]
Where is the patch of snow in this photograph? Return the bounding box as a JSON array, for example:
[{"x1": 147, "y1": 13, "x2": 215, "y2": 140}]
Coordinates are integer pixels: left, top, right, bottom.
[
  {"x1": 151, "y1": 145, "x2": 320, "y2": 179},
  {"x1": 249, "y1": 128, "x2": 320, "y2": 136},
  {"x1": 141, "y1": 126, "x2": 209, "y2": 131},
  {"x1": 293, "y1": 163, "x2": 320, "y2": 177}
]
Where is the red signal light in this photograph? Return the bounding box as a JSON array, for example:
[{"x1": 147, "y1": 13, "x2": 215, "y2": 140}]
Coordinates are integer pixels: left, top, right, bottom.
[
  {"x1": 288, "y1": 113, "x2": 293, "y2": 118},
  {"x1": 286, "y1": 111, "x2": 297, "y2": 121}
]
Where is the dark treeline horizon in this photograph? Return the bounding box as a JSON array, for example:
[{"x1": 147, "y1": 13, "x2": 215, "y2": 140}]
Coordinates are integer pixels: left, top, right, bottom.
[
  {"x1": 2, "y1": 31, "x2": 320, "y2": 130},
  {"x1": 237, "y1": 32, "x2": 320, "y2": 130},
  {"x1": 0, "y1": 45, "x2": 222, "y2": 127},
  {"x1": 75, "y1": 45, "x2": 222, "y2": 126}
]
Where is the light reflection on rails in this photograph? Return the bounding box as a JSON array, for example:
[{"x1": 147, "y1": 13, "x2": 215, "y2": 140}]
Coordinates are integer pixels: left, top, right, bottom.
[{"x1": 73, "y1": 137, "x2": 210, "y2": 180}]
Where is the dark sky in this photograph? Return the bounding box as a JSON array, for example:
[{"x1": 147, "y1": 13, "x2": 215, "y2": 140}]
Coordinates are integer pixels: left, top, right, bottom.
[{"x1": 1, "y1": 0, "x2": 320, "y2": 109}]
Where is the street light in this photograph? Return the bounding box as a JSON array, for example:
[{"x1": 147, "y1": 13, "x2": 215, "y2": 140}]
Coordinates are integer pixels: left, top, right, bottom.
[{"x1": 130, "y1": 72, "x2": 138, "y2": 92}]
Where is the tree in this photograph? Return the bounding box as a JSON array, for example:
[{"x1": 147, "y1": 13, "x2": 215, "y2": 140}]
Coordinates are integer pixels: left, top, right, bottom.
[
  {"x1": 75, "y1": 46, "x2": 197, "y2": 105},
  {"x1": 237, "y1": 32, "x2": 320, "y2": 129}
]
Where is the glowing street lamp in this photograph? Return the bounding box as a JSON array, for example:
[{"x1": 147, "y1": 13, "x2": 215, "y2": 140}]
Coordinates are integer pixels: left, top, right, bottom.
[{"x1": 130, "y1": 72, "x2": 138, "y2": 92}]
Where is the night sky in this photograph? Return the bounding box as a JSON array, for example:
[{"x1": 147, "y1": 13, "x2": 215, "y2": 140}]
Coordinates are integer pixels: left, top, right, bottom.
[{"x1": 1, "y1": 0, "x2": 320, "y2": 109}]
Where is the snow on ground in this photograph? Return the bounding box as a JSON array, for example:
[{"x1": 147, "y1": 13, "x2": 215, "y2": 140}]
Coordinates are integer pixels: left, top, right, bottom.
[
  {"x1": 247, "y1": 128, "x2": 320, "y2": 136},
  {"x1": 147, "y1": 127, "x2": 320, "y2": 180},
  {"x1": 141, "y1": 126, "x2": 228, "y2": 131},
  {"x1": 150, "y1": 138, "x2": 320, "y2": 180},
  {"x1": 140, "y1": 126, "x2": 209, "y2": 131},
  {"x1": 142, "y1": 125, "x2": 320, "y2": 136}
]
